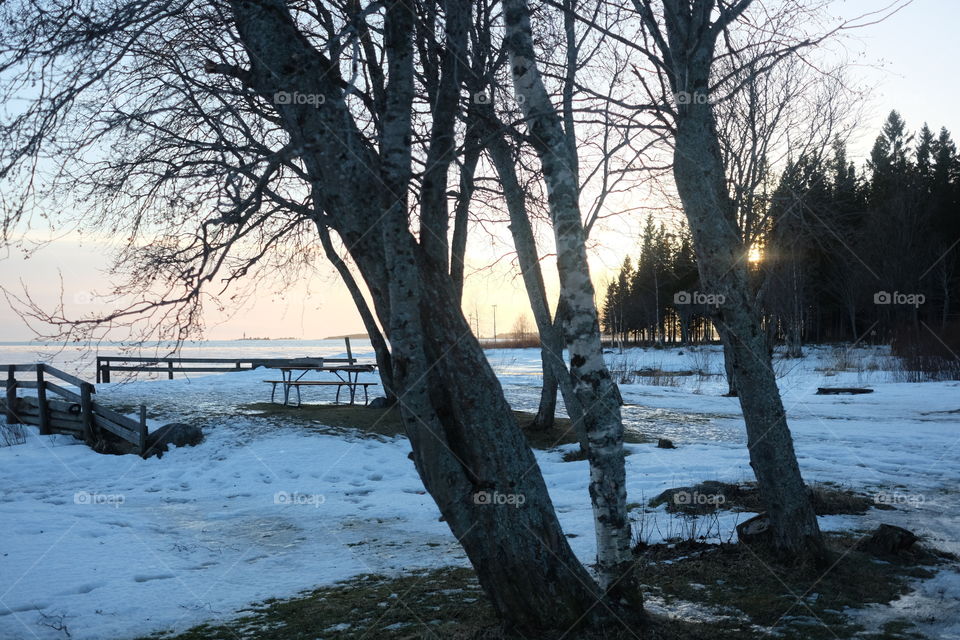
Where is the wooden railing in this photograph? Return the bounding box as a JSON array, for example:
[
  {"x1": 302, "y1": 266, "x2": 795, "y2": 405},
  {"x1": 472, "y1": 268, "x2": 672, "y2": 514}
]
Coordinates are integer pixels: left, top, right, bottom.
[
  {"x1": 96, "y1": 338, "x2": 357, "y2": 383},
  {"x1": 3, "y1": 364, "x2": 148, "y2": 454}
]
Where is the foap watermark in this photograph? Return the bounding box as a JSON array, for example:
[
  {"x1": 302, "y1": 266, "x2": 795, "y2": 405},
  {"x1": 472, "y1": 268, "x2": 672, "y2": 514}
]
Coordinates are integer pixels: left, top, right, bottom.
[
  {"x1": 273, "y1": 91, "x2": 326, "y2": 107},
  {"x1": 473, "y1": 490, "x2": 526, "y2": 508},
  {"x1": 874, "y1": 491, "x2": 926, "y2": 508},
  {"x1": 873, "y1": 291, "x2": 925, "y2": 308},
  {"x1": 674, "y1": 290, "x2": 725, "y2": 308},
  {"x1": 472, "y1": 91, "x2": 525, "y2": 106},
  {"x1": 673, "y1": 491, "x2": 725, "y2": 507},
  {"x1": 73, "y1": 290, "x2": 94, "y2": 305},
  {"x1": 74, "y1": 491, "x2": 125, "y2": 508},
  {"x1": 274, "y1": 491, "x2": 325, "y2": 507},
  {"x1": 673, "y1": 91, "x2": 716, "y2": 106}
]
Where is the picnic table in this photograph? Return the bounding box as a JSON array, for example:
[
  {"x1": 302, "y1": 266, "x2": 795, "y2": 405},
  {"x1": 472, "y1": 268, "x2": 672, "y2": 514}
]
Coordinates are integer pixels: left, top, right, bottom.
[{"x1": 264, "y1": 363, "x2": 378, "y2": 407}]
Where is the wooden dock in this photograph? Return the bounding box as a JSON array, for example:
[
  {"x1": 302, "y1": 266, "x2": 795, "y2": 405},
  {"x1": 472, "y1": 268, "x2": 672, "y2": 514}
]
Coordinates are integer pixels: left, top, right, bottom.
[
  {"x1": 3, "y1": 364, "x2": 148, "y2": 454},
  {"x1": 96, "y1": 338, "x2": 357, "y2": 382}
]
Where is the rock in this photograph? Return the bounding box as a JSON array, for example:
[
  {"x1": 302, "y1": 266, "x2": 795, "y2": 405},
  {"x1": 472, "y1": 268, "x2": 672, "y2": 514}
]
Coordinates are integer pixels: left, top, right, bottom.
[
  {"x1": 860, "y1": 524, "x2": 918, "y2": 556},
  {"x1": 143, "y1": 423, "x2": 204, "y2": 459},
  {"x1": 656, "y1": 438, "x2": 676, "y2": 449},
  {"x1": 368, "y1": 396, "x2": 392, "y2": 409},
  {"x1": 91, "y1": 430, "x2": 138, "y2": 456},
  {"x1": 736, "y1": 513, "x2": 772, "y2": 545}
]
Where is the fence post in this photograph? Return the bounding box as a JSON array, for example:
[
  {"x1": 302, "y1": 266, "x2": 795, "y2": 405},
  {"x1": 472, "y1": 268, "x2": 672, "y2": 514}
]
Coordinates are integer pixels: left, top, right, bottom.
[
  {"x1": 101, "y1": 359, "x2": 111, "y2": 383},
  {"x1": 139, "y1": 405, "x2": 148, "y2": 456},
  {"x1": 345, "y1": 337, "x2": 354, "y2": 365},
  {"x1": 36, "y1": 365, "x2": 50, "y2": 435},
  {"x1": 5, "y1": 365, "x2": 18, "y2": 425},
  {"x1": 168, "y1": 361, "x2": 174, "y2": 380},
  {"x1": 80, "y1": 383, "x2": 95, "y2": 443}
]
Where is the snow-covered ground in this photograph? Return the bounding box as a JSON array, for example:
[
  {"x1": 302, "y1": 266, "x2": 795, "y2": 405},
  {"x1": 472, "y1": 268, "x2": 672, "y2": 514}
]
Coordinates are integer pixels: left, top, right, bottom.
[{"x1": 1, "y1": 344, "x2": 959, "y2": 639}]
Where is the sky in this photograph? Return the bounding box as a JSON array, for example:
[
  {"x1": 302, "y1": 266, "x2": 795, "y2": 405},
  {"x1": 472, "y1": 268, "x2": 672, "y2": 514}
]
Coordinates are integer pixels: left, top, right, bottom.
[{"x1": 1, "y1": 0, "x2": 958, "y2": 342}]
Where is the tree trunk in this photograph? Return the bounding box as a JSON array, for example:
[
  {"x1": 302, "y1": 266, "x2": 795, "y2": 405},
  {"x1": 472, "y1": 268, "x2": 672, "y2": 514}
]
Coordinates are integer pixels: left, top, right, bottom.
[
  {"x1": 533, "y1": 349, "x2": 559, "y2": 430},
  {"x1": 229, "y1": 0, "x2": 611, "y2": 630},
  {"x1": 670, "y1": 72, "x2": 824, "y2": 560},
  {"x1": 636, "y1": 0, "x2": 825, "y2": 560},
  {"x1": 314, "y1": 219, "x2": 395, "y2": 399},
  {"x1": 481, "y1": 122, "x2": 585, "y2": 441},
  {"x1": 502, "y1": 0, "x2": 641, "y2": 607},
  {"x1": 718, "y1": 328, "x2": 738, "y2": 396},
  {"x1": 450, "y1": 125, "x2": 481, "y2": 304}
]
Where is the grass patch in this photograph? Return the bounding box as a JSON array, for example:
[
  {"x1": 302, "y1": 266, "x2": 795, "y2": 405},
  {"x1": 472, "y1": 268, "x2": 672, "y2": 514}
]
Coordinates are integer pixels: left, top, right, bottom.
[
  {"x1": 240, "y1": 403, "x2": 653, "y2": 450},
  {"x1": 138, "y1": 536, "x2": 953, "y2": 640},
  {"x1": 635, "y1": 533, "x2": 951, "y2": 640},
  {"x1": 648, "y1": 480, "x2": 879, "y2": 516},
  {"x1": 135, "y1": 565, "x2": 757, "y2": 640}
]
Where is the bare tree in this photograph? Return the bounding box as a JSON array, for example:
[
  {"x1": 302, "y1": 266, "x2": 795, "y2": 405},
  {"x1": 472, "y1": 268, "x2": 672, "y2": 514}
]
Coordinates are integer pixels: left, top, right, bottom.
[
  {"x1": 625, "y1": 0, "x2": 835, "y2": 558},
  {"x1": 0, "y1": 0, "x2": 629, "y2": 630},
  {"x1": 502, "y1": 0, "x2": 642, "y2": 607}
]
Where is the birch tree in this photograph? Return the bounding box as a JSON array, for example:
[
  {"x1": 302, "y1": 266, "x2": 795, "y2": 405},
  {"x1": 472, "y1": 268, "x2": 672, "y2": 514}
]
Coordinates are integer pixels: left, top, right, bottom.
[
  {"x1": 0, "y1": 0, "x2": 633, "y2": 630},
  {"x1": 501, "y1": 0, "x2": 641, "y2": 602}
]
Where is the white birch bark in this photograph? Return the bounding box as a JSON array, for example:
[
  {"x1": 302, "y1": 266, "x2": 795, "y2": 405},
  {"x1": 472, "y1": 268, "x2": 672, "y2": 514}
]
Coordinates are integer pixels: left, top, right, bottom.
[{"x1": 501, "y1": 0, "x2": 639, "y2": 602}]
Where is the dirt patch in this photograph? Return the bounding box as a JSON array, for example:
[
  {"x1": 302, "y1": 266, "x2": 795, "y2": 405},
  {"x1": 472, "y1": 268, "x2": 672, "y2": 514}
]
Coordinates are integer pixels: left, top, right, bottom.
[
  {"x1": 135, "y1": 565, "x2": 753, "y2": 640},
  {"x1": 240, "y1": 403, "x2": 652, "y2": 450},
  {"x1": 137, "y1": 536, "x2": 954, "y2": 640},
  {"x1": 648, "y1": 480, "x2": 880, "y2": 516},
  {"x1": 635, "y1": 533, "x2": 952, "y2": 640}
]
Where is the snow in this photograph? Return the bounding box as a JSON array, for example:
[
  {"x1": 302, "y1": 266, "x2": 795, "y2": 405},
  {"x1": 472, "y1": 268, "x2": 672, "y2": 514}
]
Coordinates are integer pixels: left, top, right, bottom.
[{"x1": 1, "y1": 343, "x2": 959, "y2": 638}]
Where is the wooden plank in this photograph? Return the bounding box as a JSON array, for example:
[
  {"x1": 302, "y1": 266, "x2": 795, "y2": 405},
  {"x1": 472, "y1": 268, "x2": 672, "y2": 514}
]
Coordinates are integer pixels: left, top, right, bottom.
[
  {"x1": 20, "y1": 394, "x2": 81, "y2": 415},
  {"x1": 0, "y1": 364, "x2": 40, "y2": 373},
  {"x1": 5, "y1": 365, "x2": 18, "y2": 425},
  {"x1": 48, "y1": 416, "x2": 84, "y2": 432},
  {"x1": 103, "y1": 365, "x2": 256, "y2": 373},
  {"x1": 816, "y1": 387, "x2": 874, "y2": 395},
  {"x1": 80, "y1": 383, "x2": 94, "y2": 442},
  {"x1": 92, "y1": 404, "x2": 141, "y2": 430},
  {"x1": 15, "y1": 380, "x2": 38, "y2": 389},
  {"x1": 93, "y1": 414, "x2": 139, "y2": 444},
  {"x1": 36, "y1": 368, "x2": 50, "y2": 435},
  {"x1": 139, "y1": 405, "x2": 148, "y2": 455},
  {"x1": 94, "y1": 356, "x2": 264, "y2": 364},
  {"x1": 44, "y1": 382, "x2": 82, "y2": 403},
  {"x1": 39, "y1": 364, "x2": 89, "y2": 390}
]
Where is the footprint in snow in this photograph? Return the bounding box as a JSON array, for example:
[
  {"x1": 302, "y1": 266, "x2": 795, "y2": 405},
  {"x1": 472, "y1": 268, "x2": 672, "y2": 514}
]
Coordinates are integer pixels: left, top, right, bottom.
[
  {"x1": 133, "y1": 573, "x2": 176, "y2": 583},
  {"x1": 57, "y1": 582, "x2": 105, "y2": 596}
]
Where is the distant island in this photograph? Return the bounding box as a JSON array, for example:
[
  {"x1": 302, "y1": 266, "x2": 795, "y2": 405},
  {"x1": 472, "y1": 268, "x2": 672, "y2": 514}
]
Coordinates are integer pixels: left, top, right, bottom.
[{"x1": 323, "y1": 333, "x2": 369, "y2": 340}]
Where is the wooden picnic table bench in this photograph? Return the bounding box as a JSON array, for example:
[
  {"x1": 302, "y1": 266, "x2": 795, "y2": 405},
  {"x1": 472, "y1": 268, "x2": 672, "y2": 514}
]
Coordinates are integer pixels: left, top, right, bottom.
[
  {"x1": 264, "y1": 363, "x2": 377, "y2": 407},
  {"x1": 263, "y1": 379, "x2": 378, "y2": 406}
]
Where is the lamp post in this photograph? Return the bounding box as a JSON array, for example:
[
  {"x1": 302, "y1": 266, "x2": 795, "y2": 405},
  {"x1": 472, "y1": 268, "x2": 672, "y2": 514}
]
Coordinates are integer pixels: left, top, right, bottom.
[{"x1": 492, "y1": 304, "x2": 498, "y2": 342}]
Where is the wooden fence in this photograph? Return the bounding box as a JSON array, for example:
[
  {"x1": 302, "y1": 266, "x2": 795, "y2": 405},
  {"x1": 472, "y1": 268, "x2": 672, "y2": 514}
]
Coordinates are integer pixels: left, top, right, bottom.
[
  {"x1": 96, "y1": 338, "x2": 357, "y2": 383},
  {"x1": 2, "y1": 364, "x2": 148, "y2": 454}
]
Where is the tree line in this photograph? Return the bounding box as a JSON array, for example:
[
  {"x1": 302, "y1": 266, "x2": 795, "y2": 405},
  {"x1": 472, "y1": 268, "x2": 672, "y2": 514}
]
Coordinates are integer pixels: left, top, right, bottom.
[{"x1": 603, "y1": 110, "x2": 960, "y2": 359}]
